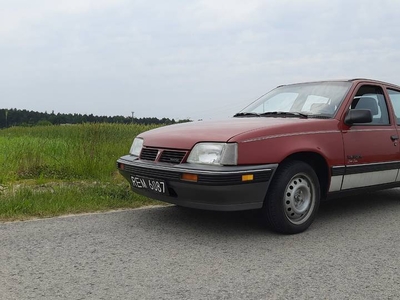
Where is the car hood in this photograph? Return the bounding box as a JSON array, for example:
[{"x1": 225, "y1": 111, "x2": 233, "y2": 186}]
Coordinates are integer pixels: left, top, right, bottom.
[{"x1": 139, "y1": 117, "x2": 338, "y2": 150}]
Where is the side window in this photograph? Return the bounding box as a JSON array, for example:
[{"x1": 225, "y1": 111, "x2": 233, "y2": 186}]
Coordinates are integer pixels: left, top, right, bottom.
[
  {"x1": 387, "y1": 89, "x2": 400, "y2": 125},
  {"x1": 350, "y1": 85, "x2": 390, "y2": 125}
]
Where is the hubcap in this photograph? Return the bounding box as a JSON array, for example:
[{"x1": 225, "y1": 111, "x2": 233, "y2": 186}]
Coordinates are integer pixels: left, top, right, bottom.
[{"x1": 283, "y1": 173, "x2": 315, "y2": 225}]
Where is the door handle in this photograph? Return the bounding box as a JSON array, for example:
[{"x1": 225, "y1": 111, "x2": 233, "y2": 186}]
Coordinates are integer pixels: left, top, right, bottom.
[{"x1": 391, "y1": 135, "x2": 399, "y2": 141}]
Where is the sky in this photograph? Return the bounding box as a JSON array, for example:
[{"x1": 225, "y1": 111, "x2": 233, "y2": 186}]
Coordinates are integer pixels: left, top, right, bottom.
[{"x1": 1, "y1": 0, "x2": 400, "y2": 121}]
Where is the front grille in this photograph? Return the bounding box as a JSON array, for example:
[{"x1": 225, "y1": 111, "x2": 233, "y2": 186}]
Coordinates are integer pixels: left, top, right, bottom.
[
  {"x1": 159, "y1": 150, "x2": 186, "y2": 164},
  {"x1": 140, "y1": 148, "x2": 187, "y2": 164},
  {"x1": 140, "y1": 148, "x2": 158, "y2": 161}
]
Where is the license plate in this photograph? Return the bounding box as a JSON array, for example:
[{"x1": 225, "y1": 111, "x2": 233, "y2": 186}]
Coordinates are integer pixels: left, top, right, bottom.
[{"x1": 130, "y1": 175, "x2": 168, "y2": 195}]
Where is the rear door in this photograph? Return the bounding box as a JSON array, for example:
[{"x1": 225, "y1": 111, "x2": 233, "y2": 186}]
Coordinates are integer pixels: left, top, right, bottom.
[
  {"x1": 341, "y1": 84, "x2": 399, "y2": 189},
  {"x1": 386, "y1": 88, "x2": 400, "y2": 181}
]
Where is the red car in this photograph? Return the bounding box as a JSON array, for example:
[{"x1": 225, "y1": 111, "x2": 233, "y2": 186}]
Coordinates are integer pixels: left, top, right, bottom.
[{"x1": 117, "y1": 79, "x2": 400, "y2": 234}]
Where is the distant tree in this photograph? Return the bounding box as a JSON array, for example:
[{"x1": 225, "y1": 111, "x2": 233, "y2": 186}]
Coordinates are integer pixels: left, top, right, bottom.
[
  {"x1": 37, "y1": 120, "x2": 52, "y2": 126},
  {"x1": 0, "y1": 108, "x2": 186, "y2": 128}
]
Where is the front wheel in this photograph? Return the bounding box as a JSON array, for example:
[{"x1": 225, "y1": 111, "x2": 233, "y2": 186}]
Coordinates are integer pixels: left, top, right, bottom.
[{"x1": 262, "y1": 160, "x2": 321, "y2": 234}]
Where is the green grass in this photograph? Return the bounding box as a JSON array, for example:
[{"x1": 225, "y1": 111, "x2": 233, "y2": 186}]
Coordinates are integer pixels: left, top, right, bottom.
[
  {"x1": 0, "y1": 123, "x2": 159, "y2": 182},
  {"x1": 0, "y1": 182, "x2": 161, "y2": 221},
  {"x1": 0, "y1": 123, "x2": 164, "y2": 221}
]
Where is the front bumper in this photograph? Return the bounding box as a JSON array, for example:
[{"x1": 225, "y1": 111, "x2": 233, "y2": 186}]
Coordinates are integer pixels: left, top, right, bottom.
[{"x1": 117, "y1": 155, "x2": 278, "y2": 211}]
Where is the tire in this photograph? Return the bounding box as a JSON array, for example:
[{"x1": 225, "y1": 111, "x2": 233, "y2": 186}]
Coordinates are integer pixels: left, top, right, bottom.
[{"x1": 262, "y1": 160, "x2": 321, "y2": 234}]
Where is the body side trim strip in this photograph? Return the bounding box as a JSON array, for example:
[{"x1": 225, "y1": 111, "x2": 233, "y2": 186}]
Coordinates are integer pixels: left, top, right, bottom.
[
  {"x1": 345, "y1": 161, "x2": 400, "y2": 175},
  {"x1": 242, "y1": 130, "x2": 341, "y2": 143},
  {"x1": 331, "y1": 161, "x2": 400, "y2": 176},
  {"x1": 331, "y1": 166, "x2": 346, "y2": 176}
]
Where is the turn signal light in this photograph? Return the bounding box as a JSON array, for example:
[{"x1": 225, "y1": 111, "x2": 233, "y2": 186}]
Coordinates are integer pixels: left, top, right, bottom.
[
  {"x1": 181, "y1": 173, "x2": 198, "y2": 182},
  {"x1": 242, "y1": 174, "x2": 254, "y2": 181}
]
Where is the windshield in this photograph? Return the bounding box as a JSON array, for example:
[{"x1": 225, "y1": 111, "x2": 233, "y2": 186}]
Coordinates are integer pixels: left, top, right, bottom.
[{"x1": 236, "y1": 81, "x2": 352, "y2": 118}]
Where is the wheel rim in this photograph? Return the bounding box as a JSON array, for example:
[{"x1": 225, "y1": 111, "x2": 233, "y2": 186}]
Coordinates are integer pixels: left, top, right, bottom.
[{"x1": 283, "y1": 173, "x2": 315, "y2": 225}]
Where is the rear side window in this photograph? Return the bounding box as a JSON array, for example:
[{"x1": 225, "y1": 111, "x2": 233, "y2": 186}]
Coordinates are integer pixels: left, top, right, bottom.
[{"x1": 387, "y1": 89, "x2": 400, "y2": 125}]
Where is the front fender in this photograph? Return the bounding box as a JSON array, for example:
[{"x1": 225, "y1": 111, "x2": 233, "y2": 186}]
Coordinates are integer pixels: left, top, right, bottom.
[{"x1": 235, "y1": 130, "x2": 344, "y2": 167}]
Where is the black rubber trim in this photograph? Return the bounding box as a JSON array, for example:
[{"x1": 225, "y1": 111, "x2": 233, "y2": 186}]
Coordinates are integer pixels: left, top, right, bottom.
[
  {"x1": 123, "y1": 164, "x2": 181, "y2": 181},
  {"x1": 121, "y1": 163, "x2": 272, "y2": 186},
  {"x1": 345, "y1": 162, "x2": 400, "y2": 175},
  {"x1": 331, "y1": 167, "x2": 345, "y2": 176},
  {"x1": 331, "y1": 161, "x2": 400, "y2": 176},
  {"x1": 117, "y1": 156, "x2": 276, "y2": 186},
  {"x1": 198, "y1": 171, "x2": 272, "y2": 184}
]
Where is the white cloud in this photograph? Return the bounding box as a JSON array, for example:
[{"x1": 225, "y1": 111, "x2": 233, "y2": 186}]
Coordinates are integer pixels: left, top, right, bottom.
[
  {"x1": 1, "y1": 0, "x2": 400, "y2": 119},
  {"x1": 0, "y1": 0, "x2": 127, "y2": 39},
  {"x1": 188, "y1": 0, "x2": 265, "y2": 29}
]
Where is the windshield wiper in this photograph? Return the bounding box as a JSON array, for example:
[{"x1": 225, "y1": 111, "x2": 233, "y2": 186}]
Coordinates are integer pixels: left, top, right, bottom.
[
  {"x1": 259, "y1": 111, "x2": 309, "y2": 118},
  {"x1": 233, "y1": 112, "x2": 260, "y2": 117},
  {"x1": 308, "y1": 114, "x2": 331, "y2": 119}
]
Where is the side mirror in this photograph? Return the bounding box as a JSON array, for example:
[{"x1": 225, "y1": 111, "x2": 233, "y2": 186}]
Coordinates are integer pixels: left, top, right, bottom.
[{"x1": 344, "y1": 109, "x2": 372, "y2": 125}]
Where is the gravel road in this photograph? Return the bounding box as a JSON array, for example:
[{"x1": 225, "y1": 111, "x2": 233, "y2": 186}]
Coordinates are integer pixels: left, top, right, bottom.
[{"x1": 1, "y1": 189, "x2": 400, "y2": 300}]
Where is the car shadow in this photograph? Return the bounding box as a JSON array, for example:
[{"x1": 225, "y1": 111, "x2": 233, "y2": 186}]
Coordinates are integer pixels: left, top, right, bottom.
[
  {"x1": 143, "y1": 205, "x2": 268, "y2": 235},
  {"x1": 318, "y1": 188, "x2": 400, "y2": 218},
  {"x1": 125, "y1": 188, "x2": 400, "y2": 237}
]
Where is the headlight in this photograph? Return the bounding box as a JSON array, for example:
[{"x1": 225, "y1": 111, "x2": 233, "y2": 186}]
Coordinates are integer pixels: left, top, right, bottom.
[
  {"x1": 187, "y1": 143, "x2": 237, "y2": 165},
  {"x1": 129, "y1": 138, "x2": 144, "y2": 156}
]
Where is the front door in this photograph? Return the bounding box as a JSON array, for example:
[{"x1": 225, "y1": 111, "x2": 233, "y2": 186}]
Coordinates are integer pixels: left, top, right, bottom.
[{"x1": 341, "y1": 84, "x2": 399, "y2": 189}]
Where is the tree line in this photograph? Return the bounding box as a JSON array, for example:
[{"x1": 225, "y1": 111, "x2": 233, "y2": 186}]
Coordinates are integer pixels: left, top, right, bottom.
[{"x1": 0, "y1": 108, "x2": 190, "y2": 128}]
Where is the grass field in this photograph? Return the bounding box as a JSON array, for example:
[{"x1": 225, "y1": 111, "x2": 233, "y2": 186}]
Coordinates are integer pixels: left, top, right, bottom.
[{"x1": 0, "y1": 123, "x2": 164, "y2": 221}]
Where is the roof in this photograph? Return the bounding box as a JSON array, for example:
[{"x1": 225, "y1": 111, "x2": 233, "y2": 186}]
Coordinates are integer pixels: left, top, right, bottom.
[{"x1": 277, "y1": 78, "x2": 400, "y2": 90}]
